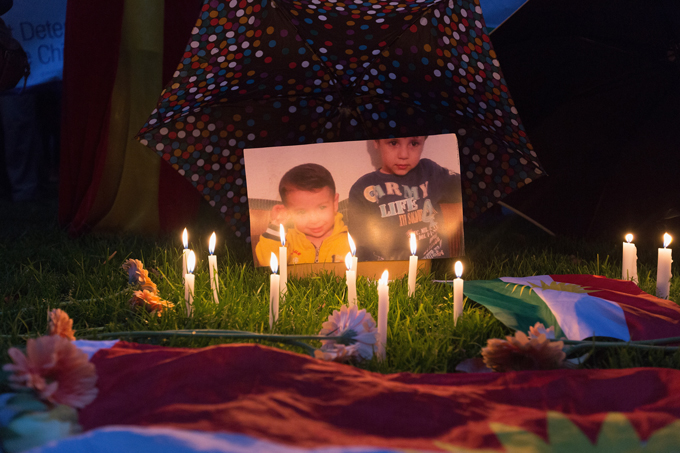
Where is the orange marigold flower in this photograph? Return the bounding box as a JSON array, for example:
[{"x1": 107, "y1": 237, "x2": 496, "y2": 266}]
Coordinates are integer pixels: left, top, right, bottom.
[
  {"x1": 129, "y1": 290, "x2": 174, "y2": 314},
  {"x1": 482, "y1": 331, "x2": 566, "y2": 372},
  {"x1": 48, "y1": 309, "x2": 75, "y2": 341},
  {"x1": 2, "y1": 335, "x2": 98, "y2": 408},
  {"x1": 122, "y1": 259, "x2": 158, "y2": 294}
]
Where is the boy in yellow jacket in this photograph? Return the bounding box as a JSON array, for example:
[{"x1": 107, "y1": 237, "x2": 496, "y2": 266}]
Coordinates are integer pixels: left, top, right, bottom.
[{"x1": 255, "y1": 163, "x2": 351, "y2": 266}]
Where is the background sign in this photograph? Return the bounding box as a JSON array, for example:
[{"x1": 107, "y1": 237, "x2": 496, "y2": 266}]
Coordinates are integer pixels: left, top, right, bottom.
[{"x1": 3, "y1": 0, "x2": 67, "y2": 87}]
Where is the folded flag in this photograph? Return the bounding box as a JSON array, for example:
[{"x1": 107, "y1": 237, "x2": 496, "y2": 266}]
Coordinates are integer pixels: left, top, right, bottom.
[
  {"x1": 463, "y1": 274, "x2": 680, "y2": 340},
  {"x1": 31, "y1": 341, "x2": 680, "y2": 452}
]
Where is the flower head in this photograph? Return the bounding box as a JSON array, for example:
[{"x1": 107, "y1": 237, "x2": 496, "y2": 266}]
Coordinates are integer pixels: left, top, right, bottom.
[
  {"x1": 3, "y1": 335, "x2": 98, "y2": 408},
  {"x1": 318, "y1": 305, "x2": 377, "y2": 361},
  {"x1": 129, "y1": 290, "x2": 174, "y2": 314},
  {"x1": 122, "y1": 259, "x2": 158, "y2": 294},
  {"x1": 482, "y1": 330, "x2": 565, "y2": 372},
  {"x1": 528, "y1": 322, "x2": 556, "y2": 340},
  {"x1": 48, "y1": 309, "x2": 75, "y2": 341}
]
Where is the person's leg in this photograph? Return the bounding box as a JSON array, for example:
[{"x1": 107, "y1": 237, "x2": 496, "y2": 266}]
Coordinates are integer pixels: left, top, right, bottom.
[{"x1": 0, "y1": 91, "x2": 42, "y2": 202}]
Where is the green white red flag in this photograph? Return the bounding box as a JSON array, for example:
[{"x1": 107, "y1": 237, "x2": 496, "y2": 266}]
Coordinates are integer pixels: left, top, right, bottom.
[{"x1": 462, "y1": 275, "x2": 680, "y2": 340}]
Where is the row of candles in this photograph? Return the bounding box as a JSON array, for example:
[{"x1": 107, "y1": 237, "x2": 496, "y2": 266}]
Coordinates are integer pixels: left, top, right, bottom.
[
  {"x1": 180, "y1": 227, "x2": 465, "y2": 360},
  {"x1": 622, "y1": 233, "x2": 674, "y2": 299}
]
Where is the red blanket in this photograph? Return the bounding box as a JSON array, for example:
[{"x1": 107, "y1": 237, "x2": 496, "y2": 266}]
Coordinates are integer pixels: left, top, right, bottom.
[{"x1": 80, "y1": 341, "x2": 680, "y2": 451}]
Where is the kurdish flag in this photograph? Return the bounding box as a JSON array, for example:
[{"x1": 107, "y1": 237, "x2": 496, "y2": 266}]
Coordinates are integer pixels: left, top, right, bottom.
[
  {"x1": 463, "y1": 275, "x2": 680, "y2": 341},
  {"x1": 30, "y1": 341, "x2": 680, "y2": 452}
]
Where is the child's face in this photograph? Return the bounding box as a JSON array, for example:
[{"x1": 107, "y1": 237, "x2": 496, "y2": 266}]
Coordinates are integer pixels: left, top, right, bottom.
[
  {"x1": 375, "y1": 137, "x2": 426, "y2": 176},
  {"x1": 285, "y1": 187, "x2": 339, "y2": 241}
]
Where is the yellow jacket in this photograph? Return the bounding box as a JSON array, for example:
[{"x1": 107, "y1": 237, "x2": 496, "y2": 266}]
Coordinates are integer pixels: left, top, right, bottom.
[{"x1": 255, "y1": 213, "x2": 351, "y2": 266}]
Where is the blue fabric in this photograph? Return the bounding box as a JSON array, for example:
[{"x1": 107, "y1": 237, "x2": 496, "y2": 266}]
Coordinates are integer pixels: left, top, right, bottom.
[{"x1": 479, "y1": 0, "x2": 527, "y2": 29}]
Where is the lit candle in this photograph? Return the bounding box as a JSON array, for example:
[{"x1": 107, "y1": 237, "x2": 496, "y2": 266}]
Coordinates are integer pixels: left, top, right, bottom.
[
  {"x1": 622, "y1": 233, "x2": 637, "y2": 283},
  {"x1": 377, "y1": 270, "x2": 389, "y2": 361},
  {"x1": 453, "y1": 261, "x2": 464, "y2": 325},
  {"x1": 182, "y1": 228, "x2": 189, "y2": 279},
  {"x1": 345, "y1": 252, "x2": 357, "y2": 307},
  {"x1": 348, "y1": 233, "x2": 358, "y2": 272},
  {"x1": 656, "y1": 233, "x2": 673, "y2": 299},
  {"x1": 208, "y1": 232, "x2": 219, "y2": 304},
  {"x1": 408, "y1": 232, "x2": 418, "y2": 296},
  {"x1": 279, "y1": 224, "x2": 288, "y2": 296},
  {"x1": 184, "y1": 250, "x2": 196, "y2": 315},
  {"x1": 269, "y1": 252, "x2": 280, "y2": 330}
]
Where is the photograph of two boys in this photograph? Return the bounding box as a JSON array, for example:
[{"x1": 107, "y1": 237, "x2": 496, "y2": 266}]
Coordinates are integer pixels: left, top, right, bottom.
[{"x1": 245, "y1": 133, "x2": 463, "y2": 266}]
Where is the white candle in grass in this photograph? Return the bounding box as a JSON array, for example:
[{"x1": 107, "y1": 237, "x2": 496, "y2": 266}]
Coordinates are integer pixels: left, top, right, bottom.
[
  {"x1": 345, "y1": 252, "x2": 357, "y2": 307},
  {"x1": 208, "y1": 232, "x2": 219, "y2": 304},
  {"x1": 408, "y1": 232, "x2": 418, "y2": 296},
  {"x1": 377, "y1": 270, "x2": 389, "y2": 361},
  {"x1": 279, "y1": 224, "x2": 288, "y2": 296},
  {"x1": 182, "y1": 228, "x2": 189, "y2": 280},
  {"x1": 269, "y1": 253, "x2": 280, "y2": 330},
  {"x1": 656, "y1": 233, "x2": 673, "y2": 299},
  {"x1": 348, "y1": 233, "x2": 358, "y2": 272},
  {"x1": 453, "y1": 261, "x2": 464, "y2": 326},
  {"x1": 184, "y1": 250, "x2": 196, "y2": 315},
  {"x1": 622, "y1": 233, "x2": 637, "y2": 283}
]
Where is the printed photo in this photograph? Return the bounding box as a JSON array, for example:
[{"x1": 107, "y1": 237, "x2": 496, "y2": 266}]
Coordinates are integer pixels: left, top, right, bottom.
[{"x1": 244, "y1": 134, "x2": 463, "y2": 267}]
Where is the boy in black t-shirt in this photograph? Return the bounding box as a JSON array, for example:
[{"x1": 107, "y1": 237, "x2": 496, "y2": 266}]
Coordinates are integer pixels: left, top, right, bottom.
[{"x1": 348, "y1": 136, "x2": 462, "y2": 261}]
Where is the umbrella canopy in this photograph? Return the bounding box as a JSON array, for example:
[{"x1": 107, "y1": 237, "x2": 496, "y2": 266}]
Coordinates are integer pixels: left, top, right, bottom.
[
  {"x1": 137, "y1": 0, "x2": 544, "y2": 240},
  {"x1": 493, "y1": 0, "x2": 680, "y2": 239}
]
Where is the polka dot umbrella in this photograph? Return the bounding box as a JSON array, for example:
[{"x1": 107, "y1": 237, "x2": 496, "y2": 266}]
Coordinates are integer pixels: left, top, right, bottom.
[{"x1": 137, "y1": 0, "x2": 545, "y2": 240}]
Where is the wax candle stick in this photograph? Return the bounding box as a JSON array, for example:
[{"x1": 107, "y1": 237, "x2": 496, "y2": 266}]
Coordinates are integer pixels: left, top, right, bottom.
[
  {"x1": 184, "y1": 250, "x2": 196, "y2": 316},
  {"x1": 279, "y1": 224, "x2": 288, "y2": 296},
  {"x1": 622, "y1": 233, "x2": 637, "y2": 283},
  {"x1": 377, "y1": 270, "x2": 389, "y2": 361},
  {"x1": 208, "y1": 232, "x2": 219, "y2": 304},
  {"x1": 408, "y1": 232, "x2": 418, "y2": 296},
  {"x1": 182, "y1": 228, "x2": 189, "y2": 280},
  {"x1": 345, "y1": 252, "x2": 357, "y2": 307},
  {"x1": 656, "y1": 233, "x2": 673, "y2": 299},
  {"x1": 453, "y1": 261, "x2": 464, "y2": 325},
  {"x1": 348, "y1": 233, "x2": 358, "y2": 272},
  {"x1": 269, "y1": 252, "x2": 280, "y2": 330}
]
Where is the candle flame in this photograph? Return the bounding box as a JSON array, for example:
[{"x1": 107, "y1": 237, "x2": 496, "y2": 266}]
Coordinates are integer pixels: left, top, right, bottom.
[
  {"x1": 345, "y1": 252, "x2": 353, "y2": 271},
  {"x1": 209, "y1": 232, "x2": 216, "y2": 255},
  {"x1": 455, "y1": 261, "x2": 463, "y2": 278},
  {"x1": 625, "y1": 233, "x2": 633, "y2": 243},
  {"x1": 187, "y1": 250, "x2": 196, "y2": 274},
  {"x1": 280, "y1": 223, "x2": 286, "y2": 246},
  {"x1": 182, "y1": 228, "x2": 188, "y2": 249},
  {"x1": 270, "y1": 252, "x2": 279, "y2": 274},
  {"x1": 379, "y1": 270, "x2": 389, "y2": 286},
  {"x1": 348, "y1": 233, "x2": 356, "y2": 256},
  {"x1": 409, "y1": 232, "x2": 417, "y2": 255},
  {"x1": 664, "y1": 233, "x2": 672, "y2": 248}
]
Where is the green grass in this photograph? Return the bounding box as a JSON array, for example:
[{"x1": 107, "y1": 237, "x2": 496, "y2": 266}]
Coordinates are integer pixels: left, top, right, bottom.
[{"x1": 2, "y1": 197, "x2": 680, "y2": 374}]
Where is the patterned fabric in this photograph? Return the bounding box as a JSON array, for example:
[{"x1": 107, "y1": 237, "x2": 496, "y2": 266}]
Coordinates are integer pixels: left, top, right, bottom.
[{"x1": 137, "y1": 0, "x2": 545, "y2": 241}]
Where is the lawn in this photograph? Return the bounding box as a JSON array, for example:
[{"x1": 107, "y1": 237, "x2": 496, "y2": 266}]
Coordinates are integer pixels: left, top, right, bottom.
[{"x1": 2, "y1": 196, "x2": 679, "y2": 374}]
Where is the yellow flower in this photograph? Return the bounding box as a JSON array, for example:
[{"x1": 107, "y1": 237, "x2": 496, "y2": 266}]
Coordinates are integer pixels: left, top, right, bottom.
[
  {"x1": 482, "y1": 330, "x2": 565, "y2": 372},
  {"x1": 129, "y1": 290, "x2": 174, "y2": 315}
]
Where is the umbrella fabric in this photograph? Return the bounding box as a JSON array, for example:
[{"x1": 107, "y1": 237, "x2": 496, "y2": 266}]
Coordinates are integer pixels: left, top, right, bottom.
[
  {"x1": 462, "y1": 274, "x2": 680, "y2": 341},
  {"x1": 491, "y1": 0, "x2": 680, "y2": 238},
  {"x1": 63, "y1": 341, "x2": 680, "y2": 451},
  {"x1": 137, "y1": 0, "x2": 545, "y2": 240}
]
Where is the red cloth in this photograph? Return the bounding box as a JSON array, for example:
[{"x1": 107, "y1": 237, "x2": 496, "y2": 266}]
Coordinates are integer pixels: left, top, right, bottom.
[
  {"x1": 58, "y1": 1, "x2": 124, "y2": 233},
  {"x1": 80, "y1": 341, "x2": 680, "y2": 450}
]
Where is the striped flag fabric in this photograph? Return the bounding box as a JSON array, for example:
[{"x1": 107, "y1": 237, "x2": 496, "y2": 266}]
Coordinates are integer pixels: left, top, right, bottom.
[
  {"x1": 26, "y1": 341, "x2": 680, "y2": 452},
  {"x1": 462, "y1": 275, "x2": 680, "y2": 341}
]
